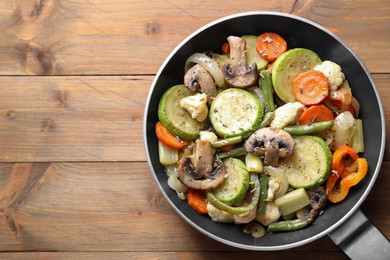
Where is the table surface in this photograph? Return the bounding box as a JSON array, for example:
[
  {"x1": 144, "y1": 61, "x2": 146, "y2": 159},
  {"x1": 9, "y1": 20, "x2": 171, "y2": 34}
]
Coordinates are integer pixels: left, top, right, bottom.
[{"x1": 0, "y1": 0, "x2": 389, "y2": 259}]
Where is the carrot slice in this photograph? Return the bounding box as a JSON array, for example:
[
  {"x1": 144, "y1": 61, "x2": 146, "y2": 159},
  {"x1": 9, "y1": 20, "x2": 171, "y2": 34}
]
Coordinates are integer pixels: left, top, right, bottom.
[
  {"x1": 155, "y1": 121, "x2": 188, "y2": 150},
  {"x1": 187, "y1": 189, "x2": 208, "y2": 214},
  {"x1": 256, "y1": 32, "x2": 287, "y2": 62},
  {"x1": 221, "y1": 42, "x2": 230, "y2": 54},
  {"x1": 299, "y1": 104, "x2": 334, "y2": 125},
  {"x1": 293, "y1": 70, "x2": 330, "y2": 106},
  {"x1": 219, "y1": 143, "x2": 236, "y2": 152}
]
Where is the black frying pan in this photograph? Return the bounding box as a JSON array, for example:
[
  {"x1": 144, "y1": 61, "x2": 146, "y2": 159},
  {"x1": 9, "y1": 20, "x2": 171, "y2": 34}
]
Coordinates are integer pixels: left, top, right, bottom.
[{"x1": 143, "y1": 12, "x2": 389, "y2": 258}]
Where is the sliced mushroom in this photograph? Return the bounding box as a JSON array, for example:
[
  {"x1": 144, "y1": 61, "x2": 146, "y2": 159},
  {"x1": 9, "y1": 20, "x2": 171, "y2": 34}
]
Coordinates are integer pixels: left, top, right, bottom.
[
  {"x1": 222, "y1": 36, "x2": 258, "y2": 88},
  {"x1": 296, "y1": 186, "x2": 327, "y2": 218},
  {"x1": 178, "y1": 157, "x2": 226, "y2": 190},
  {"x1": 184, "y1": 64, "x2": 217, "y2": 103},
  {"x1": 193, "y1": 140, "x2": 214, "y2": 178},
  {"x1": 244, "y1": 127, "x2": 295, "y2": 167},
  {"x1": 178, "y1": 140, "x2": 226, "y2": 190}
]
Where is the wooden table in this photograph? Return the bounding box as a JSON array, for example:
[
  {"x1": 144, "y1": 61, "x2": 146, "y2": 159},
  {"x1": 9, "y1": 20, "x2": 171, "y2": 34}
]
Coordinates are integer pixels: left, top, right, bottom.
[{"x1": 0, "y1": 0, "x2": 389, "y2": 259}]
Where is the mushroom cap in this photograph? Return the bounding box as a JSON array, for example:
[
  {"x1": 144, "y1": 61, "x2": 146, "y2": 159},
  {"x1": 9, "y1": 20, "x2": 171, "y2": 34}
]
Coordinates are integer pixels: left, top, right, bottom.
[
  {"x1": 223, "y1": 63, "x2": 258, "y2": 88},
  {"x1": 184, "y1": 64, "x2": 217, "y2": 102},
  {"x1": 296, "y1": 186, "x2": 327, "y2": 218},
  {"x1": 244, "y1": 127, "x2": 295, "y2": 167},
  {"x1": 222, "y1": 36, "x2": 258, "y2": 88},
  {"x1": 177, "y1": 157, "x2": 227, "y2": 190},
  {"x1": 177, "y1": 140, "x2": 226, "y2": 190}
]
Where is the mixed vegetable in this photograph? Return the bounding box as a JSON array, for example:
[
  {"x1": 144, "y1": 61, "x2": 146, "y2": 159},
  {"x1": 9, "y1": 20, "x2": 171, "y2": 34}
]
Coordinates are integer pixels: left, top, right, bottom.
[{"x1": 155, "y1": 32, "x2": 368, "y2": 237}]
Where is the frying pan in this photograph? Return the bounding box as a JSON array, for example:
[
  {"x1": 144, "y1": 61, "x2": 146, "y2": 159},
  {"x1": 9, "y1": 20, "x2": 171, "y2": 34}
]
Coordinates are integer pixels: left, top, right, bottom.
[{"x1": 143, "y1": 12, "x2": 389, "y2": 258}]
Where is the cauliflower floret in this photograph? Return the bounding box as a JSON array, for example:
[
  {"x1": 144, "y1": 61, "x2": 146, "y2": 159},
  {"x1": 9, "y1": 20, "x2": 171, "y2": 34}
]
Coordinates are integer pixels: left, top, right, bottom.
[
  {"x1": 179, "y1": 93, "x2": 208, "y2": 122},
  {"x1": 265, "y1": 176, "x2": 280, "y2": 202},
  {"x1": 167, "y1": 172, "x2": 188, "y2": 194},
  {"x1": 270, "y1": 102, "x2": 305, "y2": 129},
  {"x1": 207, "y1": 203, "x2": 234, "y2": 223},
  {"x1": 199, "y1": 131, "x2": 218, "y2": 143},
  {"x1": 314, "y1": 60, "x2": 345, "y2": 91},
  {"x1": 255, "y1": 201, "x2": 281, "y2": 226}
]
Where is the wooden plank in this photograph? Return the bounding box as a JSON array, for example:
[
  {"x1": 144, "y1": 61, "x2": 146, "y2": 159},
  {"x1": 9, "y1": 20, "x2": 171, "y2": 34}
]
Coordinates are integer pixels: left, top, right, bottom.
[
  {"x1": 0, "y1": 161, "x2": 388, "y2": 252},
  {"x1": 0, "y1": 251, "x2": 348, "y2": 260},
  {"x1": 375, "y1": 74, "x2": 390, "y2": 161},
  {"x1": 0, "y1": 0, "x2": 388, "y2": 75},
  {"x1": 0, "y1": 74, "x2": 389, "y2": 162},
  {"x1": 292, "y1": 0, "x2": 390, "y2": 74},
  {"x1": 0, "y1": 76, "x2": 149, "y2": 162}
]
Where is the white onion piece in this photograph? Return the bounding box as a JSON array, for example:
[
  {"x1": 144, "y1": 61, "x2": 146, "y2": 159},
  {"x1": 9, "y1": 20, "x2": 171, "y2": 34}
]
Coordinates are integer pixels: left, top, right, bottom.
[
  {"x1": 263, "y1": 166, "x2": 289, "y2": 199},
  {"x1": 167, "y1": 173, "x2": 188, "y2": 193},
  {"x1": 211, "y1": 53, "x2": 229, "y2": 68},
  {"x1": 351, "y1": 96, "x2": 360, "y2": 118},
  {"x1": 331, "y1": 111, "x2": 356, "y2": 150},
  {"x1": 177, "y1": 192, "x2": 186, "y2": 200},
  {"x1": 321, "y1": 128, "x2": 335, "y2": 146},
  {"x1": 185, "y1": 53, "x2": 226, "y2": 88},
  {"x1": 233, "y1": 206, "x2": 257, "y2": 224},
  {"x1": 165, "y1": 164, "x2": 177, "y2": 178},
  {"x1": 323, "y1": 98, "x2": 339, "y2": 114}
]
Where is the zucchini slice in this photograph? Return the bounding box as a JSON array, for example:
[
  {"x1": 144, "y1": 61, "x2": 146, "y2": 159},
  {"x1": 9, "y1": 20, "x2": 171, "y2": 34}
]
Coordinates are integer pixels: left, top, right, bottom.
[
  {"x1": 210, "y1": 88, "x2": 263, "y2": 138},
  {"x1": 212, "y1": 158, "x2": 250, "y2": 205},
  {"x1": 158, "y1": 85, "x2": 209, "y2": 141},
  {"x1": 281, "y1": 135, "x2": 332, "y2": 189},
  {"x1": 242, "y1": 35, "x2": 269, "y2": 71},
  {"x1": 272, "y1": 48, "x2": 322, "y2": 103}
]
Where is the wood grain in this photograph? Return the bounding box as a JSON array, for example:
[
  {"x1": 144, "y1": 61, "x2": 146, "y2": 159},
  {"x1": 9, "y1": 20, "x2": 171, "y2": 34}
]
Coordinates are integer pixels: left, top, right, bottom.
[
  {"x1": 0, "y1": 251, "x2": 348, "y2": 260},
  {"x1": 0, "y1": 0, "x2": 388, "y2": 75},
  {"x1": 0, "y1": 76, "x2": 149, "y2": 162},
  {"x1": 0, "y1": 161, "x2": 388, "y2": 253}
]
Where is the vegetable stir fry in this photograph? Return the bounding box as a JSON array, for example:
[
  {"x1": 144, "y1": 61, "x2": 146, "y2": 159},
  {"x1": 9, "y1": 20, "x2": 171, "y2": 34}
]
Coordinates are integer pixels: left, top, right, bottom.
[{"x1": 156, "y1": 32, "x2": 368, "y2": 237}]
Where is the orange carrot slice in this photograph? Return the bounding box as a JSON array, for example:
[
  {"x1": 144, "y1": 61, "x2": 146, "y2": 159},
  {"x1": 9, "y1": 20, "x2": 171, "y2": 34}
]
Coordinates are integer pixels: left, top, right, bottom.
[
  {"x1": 299, "y1": 104, "x2": 334, "y2": 125},
  {"x1": 256, "y1": 32, "x2": 287, "y2": 62},
  {"x1": 155, "y1": 121, "x2": 188, "y2": 150},
  {"x1": 293, "y1": 70, "x2": 330, "y2": 106},
  {"x1": 221, "y1": 42, "x2": 230, "y2": 54},
  {"x1": 187, "y1": 189, "x2": 208, "y2": 214}
]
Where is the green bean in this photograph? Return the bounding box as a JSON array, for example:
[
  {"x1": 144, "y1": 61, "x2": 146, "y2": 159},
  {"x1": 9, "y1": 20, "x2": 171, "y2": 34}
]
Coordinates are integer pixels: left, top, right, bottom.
[
  {"x1": 212, "y1": 136, "x2": 242, "y2": 148},
  {"x1": 256, "y1": 173, "x2": 268, "y2": 216},
  {"x1": 216, "y1": 147, "x2": 247, "y2": 159},
  {"x1": 207, "y1": 174, "x2": 260, "y2": 215},
  {"x1": 259, "y1": 111, "x2": 275, "y2": 128},
  {"x1": 267, "y1": 217, "x2": 314, "y2": 232},
  {"x1": 260, "y1": 70, "x2": 275, "y2": 112},
  {"x1": 283, "y1": 121, "x2": 334, "y2": 135}
]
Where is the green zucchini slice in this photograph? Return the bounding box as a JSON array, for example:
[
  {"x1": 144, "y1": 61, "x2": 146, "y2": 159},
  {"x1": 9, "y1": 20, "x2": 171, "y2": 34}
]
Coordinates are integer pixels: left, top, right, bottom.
[
  {"x1": 209, "y1": 88, "x2": 263, "y2": 138},
  {"x1": 242, "y1": 35, "x2": 269, "y2": 71},
  {"x1": 158, "y1": 85, "x2": 209, "y2": 141},
  {"x1": 281, "y1": 135, "x2": 332, "y2": 189},
  {"x1": 212, "y1": 158, "x2": 250, "y2": 205}
]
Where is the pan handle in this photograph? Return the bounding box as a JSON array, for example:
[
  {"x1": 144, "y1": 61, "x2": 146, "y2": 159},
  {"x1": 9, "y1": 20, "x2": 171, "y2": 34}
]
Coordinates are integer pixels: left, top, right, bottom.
[{"x1": 328, "y1": 209, "x2": 390, "y2": 259}]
